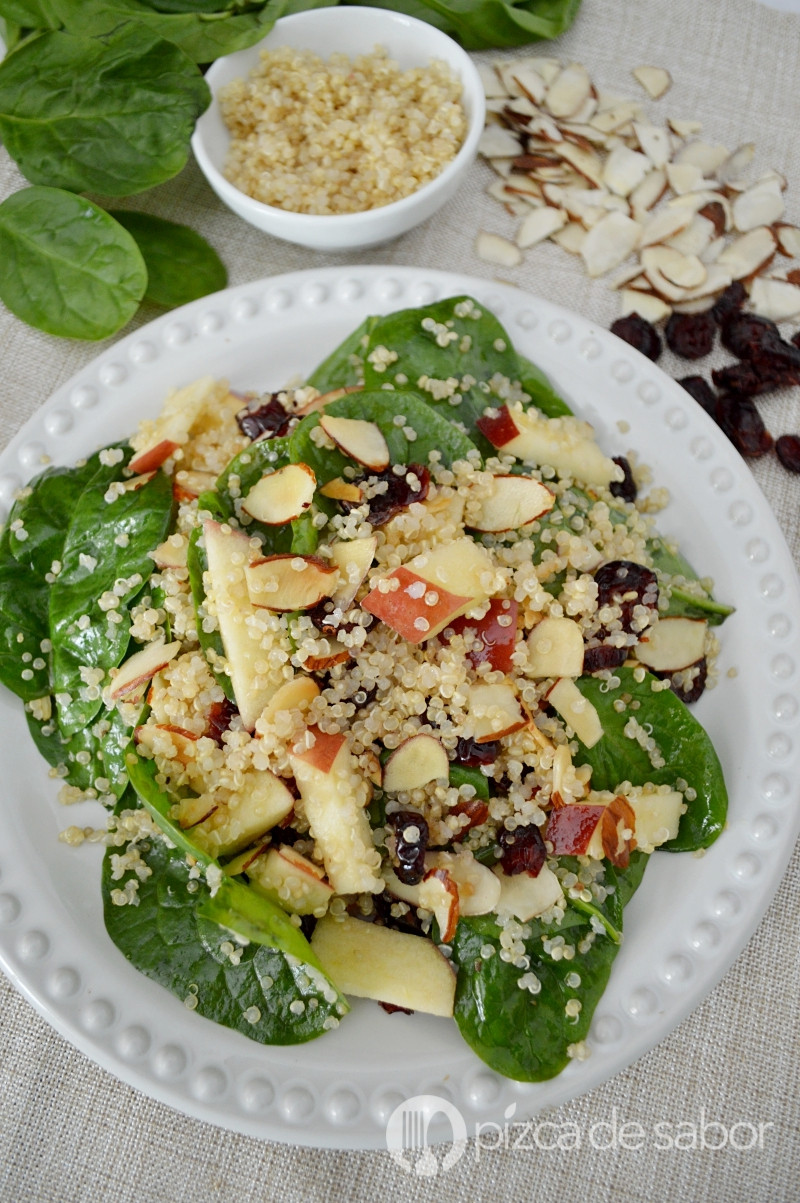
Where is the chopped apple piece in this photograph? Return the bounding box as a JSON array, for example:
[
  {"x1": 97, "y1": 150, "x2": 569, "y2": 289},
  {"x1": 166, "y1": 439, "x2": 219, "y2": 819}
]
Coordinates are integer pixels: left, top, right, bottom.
[
  {"x1": 289, "y1": 728, "x2": 383, "y2": 894},
  {"x1": 129, "y1": 377, "x2": 228, "y2": 473},
  {"x1": 444, "y1": 598, "x2": 519, "y2": 673},
  {"x1": 245, "y1": 554, "x2": 339, "y2": 612},
  {"x1": 527, "y1": 616, "x2": 585, "y2": 678},
  {"x1": 545, "y1": 803, "x2": 606, "y2": 856},
  {"x1": 149, "y1": 535, "x2": 188, "y2": 571},
  {"x1": 242, "y1": 463, "x2": 316, "y2": 525},
  {"x1": 493, "y1": 863, "x2": 564, "y2": 921},
  {"x1": 476, "y1": 405, "x2": 619, "y2": 488},
  {"x1": 310, "y1": 914, "x2": 456, "y2": 1017},
  {"x1": 626, "y1": 787, "x2": 684, "y2": 850},
  {"x1": 319, "y1": 414, "x2": 390, "y2": 471},
  {"x1": 203, "y1": 520, "x2": 289, "y2": 731},
  {"x1": 466, "y1": 474, "x2": 555, "y2": 532},
  {"x1": 328, "y1": 535, "x2": 377, "y2": 610},
  {"x1": 175, "y1": 794, "x2": 218, "y2": 829},
  {"x1": 635, "y1": 616, "x2": 707, "y2": 672},
  {"x1": 191, "y1": 768, "x2": 295, "y2": 857},
  {"x1": 468, "y1": 681, "x2": 528, "y2": 743},
  {"x1": 243, "y1": 845, "x2": 334, "y2": 916},
  {"x1": 546, "y1": 677, "x2": 604, "y2": 747},
  {"x1": 108, "y1": 639, "x2": 181, "y2": 701},
  {"x1": 223, "y1": 841, "x2": 271, "y2": 876},
  {"x1": 382, "y1": 733, "x2": 449, "y2": 792},
  {"x1": 135, "y1": 722, "x2": 198, "y2": 768}
]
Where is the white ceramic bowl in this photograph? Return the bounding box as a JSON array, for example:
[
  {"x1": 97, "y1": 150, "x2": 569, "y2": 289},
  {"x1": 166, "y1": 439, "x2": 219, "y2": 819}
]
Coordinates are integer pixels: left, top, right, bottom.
[{"x1": 191, "y1": 7, "x2": 485, "y2": 251}]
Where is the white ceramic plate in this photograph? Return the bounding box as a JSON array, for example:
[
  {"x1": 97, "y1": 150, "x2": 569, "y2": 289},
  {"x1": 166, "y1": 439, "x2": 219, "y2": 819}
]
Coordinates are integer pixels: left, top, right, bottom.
[{"x1": 0, "y1": 266, "x2": 798, "y2": 1150}]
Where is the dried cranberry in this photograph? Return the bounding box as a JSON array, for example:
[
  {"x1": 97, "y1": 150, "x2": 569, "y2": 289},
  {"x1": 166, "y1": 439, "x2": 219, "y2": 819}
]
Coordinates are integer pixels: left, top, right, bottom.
[
  {"x1": 594, "y1": 560, "x2": 659, "y2": 633},
  {"x1": 715, "y1": 395, "x2": 773, "y2": 457},
  {"x1": 236, "y1": 395, "x2": 293, "y2": 440},
  {"x1": 497, "y1": 823, "x2": 546, "y2": 877},
  {"x1": 204, "y1": 697, "x2": 239, "y2": 744},
  {"x1": 676, "y1": 375, "x2": 718, "y2": 417},
  {"x1": 792, "y1": 331, "x2": 800, "y2": 350},
  {"x1": 711, "y1": 361, "x2": 794, "y2": 399},
  {"x1": 662, "y1": 658, "x2": 708, "y2": 705},
  {"x1": 665, "y1": 311, "x2": 716, "y2": 359},
  {"x1": 582, "y1": 642, "x2": 628, "y2": 673},
  {"x1": 387, "y1": 810, "x2": 429, "y2": 885},
  {"x1": 610, "y1": 314, "x2": 662, "y2": 362},
  {"x1": 719, "y1": 314, "x2": 800, "y2": 378},
  {"x1": 449, "y1": 798, "x2": 490, "y2": 838},
  {"x1": 775, "y1": 434, "x2": 800, "y2": 473},
  {"x1": 351, "y1": 463, "x2": 430, "y2": 527},
  {"x1": 710, "y1": 281, "x2": 746, "y2": 327},
  {"x1": 609, "y1": 455, "x2": 637, "y2": 502},
  {"x1": 453, "y1": 737, "x2": 499, "y2": 768},
  {"x1": 379, "y1": 1001, "x2": 414, "y2": 1015}
]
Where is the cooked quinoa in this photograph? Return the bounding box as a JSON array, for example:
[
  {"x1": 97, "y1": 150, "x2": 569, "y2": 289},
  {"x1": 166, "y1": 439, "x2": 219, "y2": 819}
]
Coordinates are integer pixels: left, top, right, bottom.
[{"x1": 219, "y1": 46, "x2": 467, "y2": 215}]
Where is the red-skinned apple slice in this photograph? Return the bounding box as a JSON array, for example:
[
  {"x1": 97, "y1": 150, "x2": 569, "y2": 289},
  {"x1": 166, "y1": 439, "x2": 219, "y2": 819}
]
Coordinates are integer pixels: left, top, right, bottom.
[
  {"x1": 243, "y1": 845, "x2": 334, "y2": 915},
  {"x1": 173, "y1": 469, "x2": 216, "y2": 503},
  {"x1": 129, "y1": 439, "x2": 180, "y2": 475},
  {"x1": 627, "y1": 787, "x2": 684, "y2": 850},
  {"x1": 527, "y1": 616, "x2": 585, "y2": 678},
  {"x1": 384, "y1": 851, "x2": 500, "y2": 919},
  {"x1": 634, "y1": 616, "x2": 707, "y2": 672},
  {"x1": 476, "y1": 405, "x2": 619, "y2": 488},
  {"x1": 467, "y1": 681, "x2": 528, "y2": 743},
  {"x1": 256, "y1": 675, "x2": 320, "y2": 728},
  {"x1": 545, "y1": 803, "x2": 607, "y2": 855},
  {"x1": 467, "y1": 474, "x2": 555, "y2": 532},
  {"x1": 418, "y1": 867, "x2": 460, "y2": 942},
  {"x1": 191, "y1": 768, "x2": 295, "y2": 856},
  {"x1": 129, "y1": 377, "x2": 227, "y2": 473},
  {"x1": 382, "y1": 733, "x2": 449, "y2": 792},
  {"x1": 175, "y1": 794, "x2": 219, "y2": 829},
  {"x1": 444, "y1": 598, "x2": 519, "y2": 673},
  {"x1": 108, "y1": 639, "x2": 181, "y2": 701},
  {"x1": 318, "y1": 414, "x2": 390, "y2": 471},
  {"x1": 245, "y1": 554, "x2": 339, "y2": 612},
  {"x1": 242, "y1": 463, "x2": 317, "y2": 525}
]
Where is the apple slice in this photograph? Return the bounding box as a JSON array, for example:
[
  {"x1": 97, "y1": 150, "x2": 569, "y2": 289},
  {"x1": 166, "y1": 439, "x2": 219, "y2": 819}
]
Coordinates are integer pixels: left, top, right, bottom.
[
  {"x1": 493, "y1": 863, "x2": 564, "y2": 921},
  {"x1": 242, "y1": 463, "x2": 317, "y2": 525},
  {"x1": 527, "y1": 616, "x2": 585, "y2": 678},
  {"x1": 288, "y1": 728, "x2": 383, "y2": 894},
  {"x1": 384, "y1": 851, "x2": 500, "y2": 919},
  {"x1": 476, "y1": 405, "x2": 619, "y2": 488},
  {"x1": 310, "y1": 914, "x2": 456, "y2": 1017},
  {"x1": 108, "y1": 639, "x2": 181, "y2": 701},
  {"x1": 444, "y1": 598, "x2": 519, "y2": 673},
  {"x1": 627, "y1": 787, "x2": 684, "y2": 850},
  {"x1": 243, "y1": 845, "x2": 334, "y2": 916},
  {"x1": 634, "y1": 616, "x2": 707, "y2": 672},
  {"x1": 545, "y1": 803, "x2": 606, "y2": 856},
  {"x1": 129, "y1": 377, "x2": 227, "y2": 473},
  {"x1": 546, "y1": 677, "x2": 603, "y2": 747},
  {"x1": 467, "y1": 681, "x2": 528, "y2": 743},
  {"x1": 203, "y1": 520, "x2": 289, "y2": 731},
  {"x1": 191, "y1": 768, "x2": 295, "y2": 857},
  {"x1": 318, "y1": 414, "x2": 390, "y2": 472},
  {"x1": 466, "y1": 474, "x2": 555, "y2": 532},
  {"x1": 382, "y1": 733, "x2": 449, "y2": 792},
  {"x1": 328, "y1": 535, "x2": 377, "y2": 610},
  {"x1": 175, "y1": 794, "x2": 218, "y2": 829},
  {"x1": 245, "y1": 554, "x2": 339, "y2": 612}
]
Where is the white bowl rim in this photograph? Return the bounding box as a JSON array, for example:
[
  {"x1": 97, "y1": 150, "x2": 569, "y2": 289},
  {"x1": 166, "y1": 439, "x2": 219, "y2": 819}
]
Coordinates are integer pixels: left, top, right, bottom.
[{"x1": 191, "y1": 6, "x2": 486, "y2": 232}]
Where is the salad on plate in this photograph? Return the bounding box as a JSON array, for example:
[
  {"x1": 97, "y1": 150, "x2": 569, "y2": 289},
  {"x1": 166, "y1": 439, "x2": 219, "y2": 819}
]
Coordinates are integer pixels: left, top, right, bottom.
[{"x1": 0, "y1": 295, "x2": 732, "y2": 1082}]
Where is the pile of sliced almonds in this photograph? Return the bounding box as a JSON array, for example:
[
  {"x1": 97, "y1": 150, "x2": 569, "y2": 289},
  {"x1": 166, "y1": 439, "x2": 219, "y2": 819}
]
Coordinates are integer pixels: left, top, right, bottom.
[{"x1": 476, "y1": 57, "x2": 800, "y2": 324}]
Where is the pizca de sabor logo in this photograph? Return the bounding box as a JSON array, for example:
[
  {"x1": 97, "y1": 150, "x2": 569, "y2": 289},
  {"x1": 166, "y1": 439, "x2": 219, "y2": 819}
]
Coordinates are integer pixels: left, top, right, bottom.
[{"x1": 386, "y1": 1094, "x2": 468, "y2": 1175}]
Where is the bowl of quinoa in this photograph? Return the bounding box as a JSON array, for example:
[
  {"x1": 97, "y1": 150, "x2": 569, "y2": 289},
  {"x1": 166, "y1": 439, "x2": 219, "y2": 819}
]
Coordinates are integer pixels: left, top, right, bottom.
[{"x1": 191, "y1": 7, "x2": 484, "y2": 250}]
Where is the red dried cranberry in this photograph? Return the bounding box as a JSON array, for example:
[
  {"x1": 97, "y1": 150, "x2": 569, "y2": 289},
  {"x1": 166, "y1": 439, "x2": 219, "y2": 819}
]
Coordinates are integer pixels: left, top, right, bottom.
[
  {"x1": 610, "y1": 314, "x2": 662, "y2": 362},
  {"x1": 710, "y1": 282, "x2": 746, "y2": 327},
  {"x1": 711, "y1": 361, "x2": 794, "y2": 399},
  {"x1": 719, "y1": 314, "x2": 800, "y2": 378},
  {"x1": 204, "y1": 697, "x2": 239, "y2": 744},
  {"x1": 715, "y1": 395, "x2": 773, "y2": 457},
  {"x1": 792, "y1": 331, "x2": 800, "y2": 350},
  {"x1": 387, "y1": 810, "x2": 429, "y2": 885},
  {"x1": 609, "y1": 455, "x2": 637, "y2": 502},
  {"x1": 775, "y1": 434, "x2": 800, "y2": 473},
  {"x1": 665, "y1": 311, "x2": 716, "y2": 359},
  {"x1": 350, "y1": 464, "x2": 430, "y2": 527},
  {"x1": 677, "y1": 375, "x2": 718, "y2": 417},
  {"x1": 453, "y1": 737, "x2": 499, "y2": 768},
  {"x1": 661, "y1": 658, "x2": 708, "y2": 705},
  {"x1": 594, "y1": 560, "x2": 659, "y2": 633},
  {"x1": 379, "y1": 1001, "x2": 414, "y2": 1015},
  {"x1": 497, "y1": 823, "x2": 546, "y2": 877},
  {"x1": 236, "y1": 395, "x2": 293, "y2": 440},
  {"x1": 582, "y1": 642, "x2": 628, "y2": 673}
]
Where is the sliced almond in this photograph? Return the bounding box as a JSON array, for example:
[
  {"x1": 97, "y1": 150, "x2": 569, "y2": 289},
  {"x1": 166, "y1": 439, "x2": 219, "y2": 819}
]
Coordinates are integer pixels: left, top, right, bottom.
[
  {"x1": 590, "y1": 100, "x2": 643, "y2": 135},
  {"x1": 511, "y1": 66, "x2": 548, "y2": 105},
  {"x1": 603, "y1": 144, "x2": 650, "y2": 197},
  {"x1": 466, "y1": 474, "x2": 555, "y2": 532},
  {"x1": 666, "y1": 161, "x2": 707, "y2": 195},
  {"x1": 666, "y1": 214, "x2": 715, "y2": 257},
  {"x1": 629, "y1": 168, "x2": 668, "y2": 217},
  {"x1": 668, "y1": 117, "x2": 703, "y2": 137},
  {"x1": 545, "y1": 61, "x2": 592, "y2": 118},
  {"x1": 638, "y1": 207, "x2": 693, "y2": 248},
  {"x1": 699, "y1": 235, "x2": 726, "y2": 265},
  {"x1": 554, "y1": 140, "x2": 604, "y2": 188},
  {"x1": 619, "y1": 290, "x2": 672, "y2": 323},
  {"x1": 478, "y1": 63, "x2": 507, "y2": 100},
  {"x1": 748, "y1": 277, "x2": 800, "y2": 321},
  {"x1": 551, "y1": 221, "x2": 587, "y2": 254},
  {"x1": 246, "y1": 554, "x2": 339, "y2": 612},
  {"x1": 242, "y1": 462, "x2": 316, "y2": 525},
  {"x1": 775, "y1": 223, "x2": 800, "y2": 257},
  {"x1": 525, "y1": 56, "x2": 563, "y2": 85},
  {"x1": 641, "y1": 246, "x2": 707, "y2": 289},
  {"x1": 716, "y1": 226, "x2": 777, "y2": 280},
  {"x1": 673, "y1": 140, "x2": 730, "y2": 174},
  {"x1": 516, "y1": 206, "x2": 567, "y2": 248},
  {"x1": 475, "y1": 231, "x2": 523, "y2": 268},
  {"x1": 581, "y1": 211, "x2": 641, "y2": 276},
  {"x1": 318, "y1": 415, "x2": 390, "y2": 472},
  {"x1": 632, "y1": 65, "x2": 672, "y2": 100},
  {"x1": 698, "y1": 200, "x2": 729, "y2": 236},
  {"x1": 478, "y1": 125, "x2": 522, "y2": 158},
  {"x1": 732, "y1": 180, "x2": 785, "y2": 233},
  {"x1": 718, "y1": 141, "x2": 756, "y2": 185},
  {"x1": 632, "y1": 122, "x2": 672, "y2": 169}
]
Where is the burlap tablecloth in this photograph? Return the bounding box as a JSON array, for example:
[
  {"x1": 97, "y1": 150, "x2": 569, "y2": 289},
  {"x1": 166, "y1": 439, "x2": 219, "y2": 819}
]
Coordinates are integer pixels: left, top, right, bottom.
[{"x1": 1, "y1": 1, "x2": 799, "y2": 1198}]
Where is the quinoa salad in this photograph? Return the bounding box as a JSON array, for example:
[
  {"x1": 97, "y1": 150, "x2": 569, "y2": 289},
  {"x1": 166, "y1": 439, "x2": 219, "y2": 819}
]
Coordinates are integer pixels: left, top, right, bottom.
[{"x1": 0, "y1": 296, "x2": 732, "y2": 1080}]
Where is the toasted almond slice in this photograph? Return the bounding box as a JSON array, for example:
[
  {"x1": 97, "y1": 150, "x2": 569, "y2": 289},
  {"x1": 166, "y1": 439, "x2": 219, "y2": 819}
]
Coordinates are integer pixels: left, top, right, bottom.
[
  {"x1": 590, "y1": 101, "x2": 643, "y2": 134},
  {"x1": 110, "y1": 640, "x2": 182, "y2": 701},
  {"x1": 647, "y1": 261, "x2": 732, "y2": 303},
  {"x1": 666, "y1": 161, "x2": 707, "y2": 195},
  {"x1": 638, "y1": 207, "x2": 693, "y2": 248},
  {"x1": 504, "y1": 173, "x2": 544, "y2": 200},
  {"x1": 673, "y1": 140, "x2": 730, "y2": 174},
  {"x1": 732, "y1": 181, "x2": 785, "y2": 233},
  {"x1": 668, "y1": 117, "x2": 703, "y2": 137},
  {"x1": 665, "y1": 214, "x2": 715, "y2": 257},
  {"x1": 748, "y1": 277, "x2": 800, "y2": 321},
  {"x1": 619, "y1": 290, "x2": 672, "y2": 322},
  {"x1": 629, "y1": 168, "x2": 668, "y2": 217},
  {"x1": 516, "y1": 206, "x2": 567, "y2": 248},
  {"x1": 545, "y1": 61, "x2": 592, "y2": 118},
  {"x1": 611, "y1": 263, "x2": 649, "y2": 289},
  {"x1": 466, "y1": 474, "x2": 555, "y2": 532},
  {"x1": 512, "y1": 66, "x2": 548, "y2": 105},
  {"x1": 641, "y1": 246, "x2": 707, "y2": 289},
  {"x1": 559, "y1": 120, "x2": 612, "y2": 149},
  {"x1": 566, "y1": 95, "x2": 599, "y2": 127},
  {"x1": 775, "y1": 223, "x2": 800, "y2": 257},
  {"x1": 632, "y1": 65, "x2": 672, "y2": 100},
  {"x1": 527, "y1": 112, "x2": 564, "y2": 143},
  {"x1": 716, "y1": 226, "x2": 777, "y2": 280},
  {"x1": 698, "y1": 200, "x2": 729, "y2": 236},
  {"x1": 487, "y1": 156, "x2": 514, "y2": 179},
  {"x1": 242, "y1": 462, "x2": 317, "y2": 525},
  {"x1": 718, "y1": 141, "x2": 756, "y2": 185},
  {"x1": 581, "y1": 211, "x2": 641, "y2": 276},
  {"x1": 479, "y1": 125, "x2": 523, "y2": 158},
  {"x1": 246, "y1": 554, "x2": 339, "y2": 612},
  {"x1": 319, "y1": 477, "x2": 364, "y2": 503},
  {"x1": 700, "y1": 235, "x2": 726, "y2": 265},
  {"x1": 527, "y1": 56, "x2": 565, "y2": 85},
  {"x1": 504, "y1": 96, "x2": 539, "y2": 122},
  {"x1": 554, "y1": 140, "x2": 604, "y2": 188},
  {"x1": 475, "y1": 231, "x2": 523, "y2": 268},
  {"x1": 478, "y1": 63, "x2": 508, "y2": 99},
  {"x1": 603, "y1": 144, "x2": 650, "y2": 197},
  {"x1": 632, "y1": 122, "x2": 672, "y2": 169},
  {"x1": 551, "y1": 221, "x2": 587, "y2": 254},
  {"x1": 318, "y1": 414, "x2": 390, "y2": 472}
]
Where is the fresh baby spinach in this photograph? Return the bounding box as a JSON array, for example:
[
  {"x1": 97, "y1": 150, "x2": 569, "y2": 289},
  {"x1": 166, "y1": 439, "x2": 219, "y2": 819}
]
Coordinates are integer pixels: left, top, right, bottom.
[
  {"x1": 395, "y1": 0, "x2": 583, "y2": 50},
  {"x1": 649, "y1": 536, "x2": 735, "y2": 626},
  {"x1": 109, "y1": 211, "x2": 228, "y2": 309},
  {"x1": 0, "y1": 189, "x2": 148, "y2": 341},
  {"x1": 573, "y1": 667, "x2": 728, "y2": 851},
  {"x1": 186, "y1": 527, "x2": 237, "y2": 702}
]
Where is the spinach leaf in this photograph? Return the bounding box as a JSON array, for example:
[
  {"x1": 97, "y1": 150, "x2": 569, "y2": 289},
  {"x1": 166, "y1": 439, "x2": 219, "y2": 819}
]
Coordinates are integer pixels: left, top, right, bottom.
[
  {"x1": 109, "y1": 210, "x2": 227, "y2": 309},
  {"x1": 451, "y1": 853, "x2": 646, "y2": 1081},
  {"x1": 0, "y1": 188, "x2": 147, "y2": 341},
  {"x1": 27, "y1": 703, "x2": 131, "y2": 798},
  {"x1": 0, "y1": 26, "x2": 209, "y2": 195},
  {"x1": 448, "y1": 763, "x2": 490, "y2": 801},
  {"x1": 516, "y1": 354, "x2": 572, "y2": 418},
  {"x1": 649, "y1": 536, "x2": 734, "y2": 626},
  {"x1": 50, "y1": 460, "x2": 173, "y2": 737},
  {"x1": 573, "y1": 667, "x2": 727, "y2": 852},
  {"x1": 306, "y1": 316, "x2": 375, "y2": 392},
  {"x1": 213, "y1": 434, "x2": 294, "y2": 551},
  {"x1": 355, "y1": 0, "x2": 582, "y2": 50},
  {"x1": 186, "y1": 526, "x2": 236, "y2": 702}
]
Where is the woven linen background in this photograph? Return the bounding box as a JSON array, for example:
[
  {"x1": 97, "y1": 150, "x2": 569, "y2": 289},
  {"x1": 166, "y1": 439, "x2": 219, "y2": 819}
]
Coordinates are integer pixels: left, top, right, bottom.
[{"x1": 1, "y1": 1, "x2": 799, "y2": 1199}]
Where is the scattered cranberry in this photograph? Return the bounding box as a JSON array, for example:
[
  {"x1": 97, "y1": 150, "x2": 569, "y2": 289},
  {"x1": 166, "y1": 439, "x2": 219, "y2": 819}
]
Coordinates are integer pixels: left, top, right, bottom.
[
  {"x1": 236, "y1": 395, "x2": 293, "y2": 440},
  {"x1": 715, "y1": 395, "x2": 773, "y2": 457},
  {"x1": 775, "y1": 434, "x2": 800, "y2": 473},
  {"x1": 609, "y1": 455, "x2": 637, "y2": 502},
  {"x1": 387, "y1": 810, "x2": 429, "y2": 885},
  {"x1": 498, "y1": 823, "x2": 546, "y2": 877},
  {"x1": 662, "y1": 658, "x2": 708, "y2": 705},
  {"x1": 677, "y1": 375, "x2": 717, "y2": 417},
  {"x1": 582, "y1": 642, "x2": 628, "y2": 673},
  {"x1": 379, "y1": 1001, "x2": 413, "y2": 1015},
  {"x1": 711, "y1": 360, "x2": 795, "y2": 399},
  {"x1": 453, "y1": 736, "x2": 499, "y2": 768},
  {"x1": 449, "y1": 798, "x2": 490, "y2": 838},
  {"x1": 792, "y1": 331, "x2": 800, "y2": 350},
  {"x1": 349, "y1": 463, "x2": 430, "y2": 527},
  {"x1": 204, "y1": 697, "x2": 239, "y2": 744},
  {"x1": 710, "y1": 281, "x2": 746, "y2": 327},
  {"x1": 665, "y1": 311, "x2": 716, "y2": 359},
  {"x1": 610, "y1": 314, "x2": 662, "y2": 361},
  {"x1": 594, "y1": 560, "x2": 659, "y2": 633}
]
